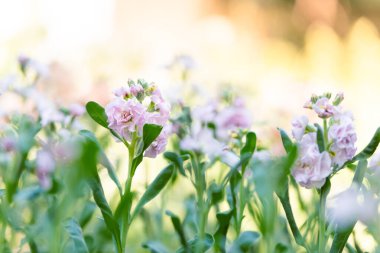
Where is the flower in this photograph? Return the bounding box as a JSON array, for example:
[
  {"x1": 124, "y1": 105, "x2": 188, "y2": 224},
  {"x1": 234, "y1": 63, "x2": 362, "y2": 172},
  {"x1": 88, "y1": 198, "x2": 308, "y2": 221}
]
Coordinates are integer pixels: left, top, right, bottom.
[
  {"x1": 291, "y1": 116, "x2": 308, "y2": 141},
  {"x1": 292, "y1": 149, "x2": 332, "y2": 189},
  {"x1": 328, "y1": 113, "x2": 357, "y2": 166},
  {"x1": 0, "y1": 136, "x2": 17, "y2": 152},
  {"x1": 36, "y1": 150, "x2": 55, "y2": 189},
  {"x1": 105, "y1": 98, "x2": 146, "y2": 141},
  {"x1": 69, "y1": 103, "x2": 85, "y2": 117},
  {"x1": 312, "y1": 97, "x2": 336, "y2": 118},
  {"x1": 144, "y1": 125, "x2": 170, "y2": 158}
]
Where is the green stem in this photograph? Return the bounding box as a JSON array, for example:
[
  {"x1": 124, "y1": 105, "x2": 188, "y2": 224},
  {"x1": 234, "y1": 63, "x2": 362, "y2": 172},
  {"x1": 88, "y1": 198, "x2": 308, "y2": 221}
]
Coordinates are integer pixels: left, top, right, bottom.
[
  {"x1": 121, "y1": 136, "x2": 136, "y2": 253},
  {"x1": 318, "y1": 181, "x2": 330, "y2": 253},
  {"x1": 323, "y1": 119, "x2": 328, "y2": 149}
]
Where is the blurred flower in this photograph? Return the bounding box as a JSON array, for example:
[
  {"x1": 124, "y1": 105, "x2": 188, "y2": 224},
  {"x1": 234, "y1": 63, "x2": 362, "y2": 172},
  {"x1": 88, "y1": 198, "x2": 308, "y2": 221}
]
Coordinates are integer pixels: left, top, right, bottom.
[
  {"x1": 328, "y1": 186, "x2": 378, "y2": 230},
  {"x1": 0, "y1": 136, "x2": 17, "y2": 152},
  {"x1": 369, "y1": 152, "x2": 380, "y2": 172},
  {"x1": 18, "y1": 54, "x2": 48, "y2": 78},
  {"x1": 36, "y1": 150, "x2": 55, "y2": 189},
  {"x1": 144, "y1": 125, "x2": 170, "y2": 158},
  {"x1": 312, "y1": 97, "x2": 336, "y2": 118},
  {"x1": 69, "y1": 103, "x2": 85, "y2": 117}
]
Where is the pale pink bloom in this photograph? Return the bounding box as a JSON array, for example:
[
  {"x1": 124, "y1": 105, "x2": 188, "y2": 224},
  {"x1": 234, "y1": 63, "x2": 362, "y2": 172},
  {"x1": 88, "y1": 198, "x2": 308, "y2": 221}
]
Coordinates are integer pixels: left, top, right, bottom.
[
  {"x1": 253, "y1": 150, "x2": 271, "y2": 161},
  {"x1": 220, "y1": 150, "x2": 240, "y2": 167},
  {"x1": 292, "y1": 151, "x2": 332, "y2": 189},
  {"x1": 130, "y1": 84, "x2": 144, "y2": 96},
  {"x1": 113, "y1": 86, "x2": 131, "y2": 97},
  {"x1": 328, "y1": 120, "x2": 357, "y2": 166},
  {"x1": 215, "y1": 106, "x2": 252, "y2": 139},
  {"x1": 69, "y1": 103, "x2": 85, "y2": 117},
  {"x1": 0, "y1": 136, "x2": 17, "y2": 152},
  {"x1": 233, "y1": 97, "x2": 246, "y2": 108},
  {"x1": 144, "y1": 126, "x2": 170, "y2": 158},
  {"x1": 299, "y1": 133, "x2": 320, "y2": 164},
  {"x1": 105, "y1": 98, "x2": 147, "y2": 141},
  {"x1": 312, "y1": 97, "x2": 336, "y2": 118},
  {"x1": 36, "y1": 150, "x2": 55, "y2": 189},
  {"x1": 328, "y1": 187, "x2": 378, "y2": 229},
  {"x1": 192, "y1": 102, "x2": 217, "y2": 123},
  {"x1": 40, "y1": 108, "x2": 65, "y2": 126},
  {"x1": 291, "y1": 116, "x2": 308, "y2": 141}
]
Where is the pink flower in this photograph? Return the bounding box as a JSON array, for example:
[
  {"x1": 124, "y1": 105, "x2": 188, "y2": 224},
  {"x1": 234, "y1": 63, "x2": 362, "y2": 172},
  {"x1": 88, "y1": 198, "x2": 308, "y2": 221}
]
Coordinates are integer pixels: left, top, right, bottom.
[
  {"x1": 291, "y1": 116, "x2": 308, "y2": 141},
  {"x1": 130, "y1": 84, "x2": 144, "y2": 96},
  {"x1": 105, "y1": 98, "x2": 147, "y2": 141},
  {"x1": 40, "y1": 108, "x2": 65, "y2": 126},
  {"x1": 192, "y1": 102, "x2": 217, "y2": 123},
  {"x1": 215, "y1": 106, "x2": 252, "y2": 139},
  {"x1": 328, "y1": 119, "x2": 357, "y2": 166},
  {"x1": 312, "y1": 97, "x2": 336, "y2": 118},
  {"x1": 292, "y1": 151, "x2": 332, "y2": 189},
  {"x1": 69, "y1": 103, "x2": 85, "y2": 117},
  {"x1": 0, "y1": 136, "x2": 17, "y2": 152},
  {"x1": 144, "y1": 126, "x2": 170, "y2": 158},
  {"x1": 36, "y1": 150, "x2": 55, "y2": 189},
  {"x1": 113, "y1": 87, "x2": 131, "y2": 98}
]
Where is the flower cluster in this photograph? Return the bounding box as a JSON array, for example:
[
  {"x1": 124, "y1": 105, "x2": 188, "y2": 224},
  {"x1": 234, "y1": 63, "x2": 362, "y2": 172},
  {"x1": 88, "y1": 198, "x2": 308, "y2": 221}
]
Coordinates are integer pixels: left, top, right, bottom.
[
  {"x1": 291, "y1": 93, "x2": 357, "y2": 189},
  {"x1": 105, "y1": 79, "x2": 170, "y2": 158},
  {"x1": 178, "y1": 96, "x2": 252, "y2": 166}
]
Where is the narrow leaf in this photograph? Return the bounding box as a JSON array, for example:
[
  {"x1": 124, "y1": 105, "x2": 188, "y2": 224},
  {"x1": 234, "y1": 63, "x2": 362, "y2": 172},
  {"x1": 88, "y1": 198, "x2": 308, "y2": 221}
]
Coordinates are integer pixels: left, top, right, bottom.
[
  {"x1": 131, "y1": 164, "x2": 174, "y2": 221},
  {"x1": 278, "y1": 128, "x2": 293, "y2": 154},
  {"x1": 142, "y1": 241, "x2": 169, "y2": 253},
  {"x1": 164, "y1": 152, "x2": 186, "y2": 176},
  {"x1": 176, "y1": 234, "x2": 214, "y2": 253},
  {"x1": 165, "y1": 210, "x2": 188, "y2": 251},
  {"x1": 213, "y1": 209, "x2": 234, "y2": 252},
  {"x1": 229, "y1": 231, "x2": 260, "y2": 253},
  {"x1": 64, "y1": 218, "x2": 89, "y2": 253}
]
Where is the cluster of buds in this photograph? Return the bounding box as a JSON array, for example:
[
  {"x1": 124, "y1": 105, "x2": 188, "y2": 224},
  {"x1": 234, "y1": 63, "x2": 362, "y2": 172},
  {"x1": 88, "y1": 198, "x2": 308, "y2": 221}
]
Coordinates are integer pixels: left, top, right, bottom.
[
  {"x1": 291, "y1": 93, "x2": 357, "y2": 189},
  {"x1": 105, "y1": 79, "x2": 170, "y2": 158}
]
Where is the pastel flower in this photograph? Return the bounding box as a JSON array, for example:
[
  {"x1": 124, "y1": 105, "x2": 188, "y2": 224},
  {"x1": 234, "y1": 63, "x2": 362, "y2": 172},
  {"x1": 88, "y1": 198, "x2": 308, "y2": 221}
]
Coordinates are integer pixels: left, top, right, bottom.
[
  {"x1": 369, "y1": 152, "x2": 380, "y2": 172},
  {"x1": 69, "y1": 103, "x2": 85, "y2": 117},
  {"x1": 312, "y1": 97, "x2": 336, "y2": 118},
  {"x1": 192, "y1": 102, "x2": 217, "y2": 123},
  {"x1": 292, "y1": 151, "x2": 332, "y2": 189},
  {"x1": 0, "y1": 136, "x2": 17, "y2": 152},
  {"x1": 113, "y1": 86, "x2": 131, "y2": 98},
  {"x1": 215, "y1": 106, "x2": 252, "y2": 140},
  {"x1": 291, "y1": 116, "x2": 308, "y2": 141},
  {"x1": 105, "y1": 98, "x2": 147, "y2": 141},
  {"x1": 130, "y1": 84, "x2": 144, "y2": 96},
  {"x1": 40, "y1": 107, "x2": 65, "y2": 126},
  {"x1": 36, "y1": 150, "x2": 55, "y2": 189},
  {"x1": 144, "y1": 126, "x2": 169, "y2": 158}
]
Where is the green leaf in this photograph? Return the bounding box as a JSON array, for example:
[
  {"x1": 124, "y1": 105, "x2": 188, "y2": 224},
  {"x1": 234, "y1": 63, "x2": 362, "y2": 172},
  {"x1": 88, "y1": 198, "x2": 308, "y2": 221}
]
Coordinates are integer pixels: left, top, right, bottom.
[
  {"x1": 240, "y1": 132, "x2": 256, "y2": 170},
  {"x1": 208, "y1": 182, "x2": 224, "y2": 205},
  {"x1": 213, "y1": 209, "x2": 234, "y2": 252},
  {"x1": 142, "y1": 241, "x2": 169, "y2": 253},
  {"x1": 176, "y1": 234, "x2": 214, "y2": 253},
  {"x1": 85, "y1": 101, "x2": 108, "y2": 128},
  {"x1": 315, "y1": 123, "x2": 325, "y2": 152},
  {"x1": 229, "y1": 231, "x2": 260, "y2": 253},
  {"x1": 329, "y1": 160, "x2": 368, "y2": 253},
  {"x1": 278, "y1": 128, "x2": 293, "y2": 154},
  {"x1": 165, "y1": 210, "x2": 188, "y2": 251},
  {"x1": 131, "y1": 124, "x2": 163, "y2": 176},
  {"x1": 64, "y1": 218, "x2": 89, "y2": 253},
  {"x1": 78, "y1": 201, "x2": 96, "y2": 228},
  {"x1": 79, "y1": 138, "x2": 122, "y2": 253},
  {"x1": 130, "y1": 164, "x2": 174, "y2": 221},
  {"x1": 164, "y1": 152, "x2": 186, "y2": 176},
  {"x1": 352, "y1": 127, "x2": 380, "y2": 162},
  {"x1": 79, "y1": 130, "x2": 122, "y2": 196}
]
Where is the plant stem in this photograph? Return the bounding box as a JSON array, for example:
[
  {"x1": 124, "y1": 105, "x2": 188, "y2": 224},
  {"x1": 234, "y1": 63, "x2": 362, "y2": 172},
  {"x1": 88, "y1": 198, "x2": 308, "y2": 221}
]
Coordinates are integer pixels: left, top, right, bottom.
[
  {"x1": 318, "y1": 180, "x2": 330, "y2": 253},
  {"x1": 121, "y1": 136, "x2": 136, "y2": 253},
  {"x1": 323, "y1": 119, "x2": 328, "y2": 149}
]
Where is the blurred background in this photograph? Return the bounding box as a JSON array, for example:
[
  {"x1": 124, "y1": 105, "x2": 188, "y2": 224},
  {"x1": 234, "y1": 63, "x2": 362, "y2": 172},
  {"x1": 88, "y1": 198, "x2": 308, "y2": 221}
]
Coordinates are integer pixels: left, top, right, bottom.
[{"x1": 1, "y1": 0, "x2": 380, "y2": 250}]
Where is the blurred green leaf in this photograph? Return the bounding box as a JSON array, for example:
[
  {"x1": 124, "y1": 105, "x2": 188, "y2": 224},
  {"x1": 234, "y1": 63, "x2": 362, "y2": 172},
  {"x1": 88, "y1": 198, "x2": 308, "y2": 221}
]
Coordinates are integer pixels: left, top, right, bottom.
[
  {"x1": 131, "y1": 164, "x2": 174, "y2": 221},
  {"x1": 240, "y1": 132, "x2": 256, "y2": 170},
  {"x1": 142, "y1": 241, "x2": 169, "y2": 253},
  {"x1": 80, "y1": 138, "x2": 122, "y2": 253},
  {"x1": 213, "y1": 209, "x2": 233, "y2": 252},
  {"x1": 278, "y1": 128, "x2": 293, "y2": 154},
  {"x1": 78, "y1": 201, "x2": 96, "y2": 228},
  {"x1": 165, "y1": 210, "x2": 188, "y2": 251},
  {"x1": 229, "y1": 231, "x2": 260, "y2": 253},
  {"x1": 164, "y1": 152, "x2": 186, "y2": 176},
  {"x1": 315, "y1": 124, "x2": 325, "y2": 152},
  {"x1": 176, "y1": 234, "x2": 214, "y2": 253},
  {"x1": 79, "y1": 130, "x2": 122, "y2": 196},
  {"x1": 64, "y1": 218, "x2": 89, "y2": 253}
]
